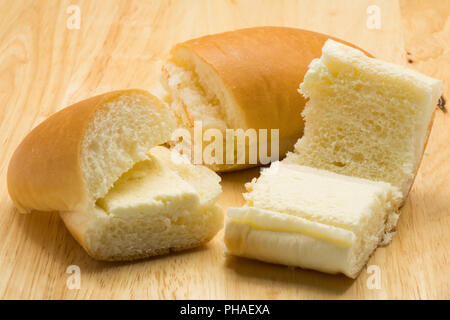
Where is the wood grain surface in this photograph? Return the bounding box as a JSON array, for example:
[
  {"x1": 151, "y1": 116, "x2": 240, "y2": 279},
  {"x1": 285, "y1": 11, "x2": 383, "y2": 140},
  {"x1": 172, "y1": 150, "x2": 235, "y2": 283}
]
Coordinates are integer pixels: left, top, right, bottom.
[{"x1": 0, "y1": 0, "x2": 448, "y2": 299}]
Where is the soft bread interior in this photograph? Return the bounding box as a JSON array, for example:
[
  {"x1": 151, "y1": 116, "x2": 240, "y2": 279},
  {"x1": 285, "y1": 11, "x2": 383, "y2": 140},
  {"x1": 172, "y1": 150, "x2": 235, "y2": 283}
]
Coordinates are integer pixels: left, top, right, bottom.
[
  {"x1": 162, "y1": 62, "x2": 227, "y2": 130},
  {"x1": 66, "y1": 92, "x2": 224, "y2": 260},
  {"x1": 81, "y1": 92, "x2": 176, "y2": 206},
  {"x1": 287, "y1": 40, "x2": 441, "y2": 197},
  {"x1": 245, "y1": 164, "x2": 400, "y2": 234},
  {"x1": 162, "y1": 47, "x2": 263, "y2": 171},
  {"x1": 81, "y1": 146, "x2": 223, "y2": 260},
  {"x1": 162, "y1": 46, "x2": 246, "y2": 130},
  {"x1": 225, "y1": 163, "x2": 402, "y2": 278},
  {"x1": 224, "y1": 40, "x2": 440, "y2": 277}
]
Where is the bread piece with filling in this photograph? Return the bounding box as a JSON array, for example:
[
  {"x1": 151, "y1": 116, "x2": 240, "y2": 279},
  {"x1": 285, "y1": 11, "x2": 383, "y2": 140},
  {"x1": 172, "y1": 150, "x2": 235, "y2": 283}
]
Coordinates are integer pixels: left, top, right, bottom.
[{"x1": 7, "y1": 90, "x2": 223, "y2": 261}]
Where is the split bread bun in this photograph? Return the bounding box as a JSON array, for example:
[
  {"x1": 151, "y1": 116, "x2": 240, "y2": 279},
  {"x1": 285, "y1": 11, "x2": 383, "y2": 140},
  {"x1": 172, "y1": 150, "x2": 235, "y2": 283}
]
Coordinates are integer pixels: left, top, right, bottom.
[
  {"x1": 225, "y1": 163, "x2": 402, "y2": 278},
  {"x1": 224, "y1": 40, "x2": 441, "y2": 278},
  {"x1": 161, "y1": 27, "x2": 370, "y2": 172},
  {"x1": 7, "y1": 90, "x2": 223, "y2": 261},
  {"x1": 286, "y1": 40, "x2": 442, "y2": 198}
]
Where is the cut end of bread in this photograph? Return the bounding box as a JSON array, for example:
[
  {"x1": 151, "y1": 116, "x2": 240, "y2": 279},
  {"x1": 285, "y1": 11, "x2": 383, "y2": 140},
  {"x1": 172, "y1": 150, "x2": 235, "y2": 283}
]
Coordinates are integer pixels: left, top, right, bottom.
[
  {"x1": 224, "y1": 162, "x2": 402, "y2": 278},
  {"x1": 162, "y1": 46, "x2": 247, "y2": 131},
  {"x1": 293, "y1": 39, "x2": 441, "y2": 198},
  {"x1": 77, "y1": 204, "x2": 223, "y2": 261},
  {"x1": 81, "y1": 91, "x2": 177, "y2": 207},
  {"x1": 225, "y1": 39, "x2": 441, "y2": 277},
  {"x1": 161, "y1": 50, "x2": 254, "y2": 172},
  {"x1": 72, "y1": 94, "x2": 225, "y2": 261},
  {"x1": 67, "y1": 146, "x2": 224, "y2": 261},
  {"x1": 8, "y1": 90, "x2": 224, "y2": 261}
]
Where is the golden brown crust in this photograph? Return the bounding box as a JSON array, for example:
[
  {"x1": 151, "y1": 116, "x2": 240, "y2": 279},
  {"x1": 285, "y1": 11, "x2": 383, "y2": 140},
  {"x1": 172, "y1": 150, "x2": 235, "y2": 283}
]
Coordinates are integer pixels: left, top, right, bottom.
[
  {"x1": 59, "y1": 210, "x2": 95, "y2": 256},
  {"x1": 169, "y1": 27, "x2": 371, "y2": 171},
  {"x1": 7, "y1": 89, "x2": 153, "y2": 213},
  {"x1": 8, "y1": 88, "x2": 222, "y2": 261}
]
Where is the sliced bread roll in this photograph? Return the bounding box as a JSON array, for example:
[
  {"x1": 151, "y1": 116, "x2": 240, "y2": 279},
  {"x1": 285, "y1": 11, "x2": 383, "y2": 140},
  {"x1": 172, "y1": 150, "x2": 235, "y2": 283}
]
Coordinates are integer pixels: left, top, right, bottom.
[
  {"x1": 286, "y1": 39, "x2": 442, "y2": 198},
  {"x1": 161, "y1": 27, "x2": 369, "y2": 172},
  {"x1": 225, "y1": 40, "x2": 441, "y2": 277},
  {"x1": 225, "y1": 163, "x2": 402, "y2": 278},
  {"x1": 7, "y1": 90, "x2": 223, "y2": 261}
]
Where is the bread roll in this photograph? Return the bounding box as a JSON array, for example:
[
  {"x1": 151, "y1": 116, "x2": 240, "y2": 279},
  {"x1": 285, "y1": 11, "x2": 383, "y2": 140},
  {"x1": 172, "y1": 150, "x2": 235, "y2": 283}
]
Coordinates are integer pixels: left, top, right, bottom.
[
  {"x1": 286, "y1": 39, "x2": 442, "y2": 198},
  {"x1": 225, "y1": 40, "x2": 441, "y2": 277},
  {"x1": 7, "y1": 90, "x2": 224, "y2": 261},
  {"x1": 225, "y1": 163, "x2": 402, "y2": 278},
  {"x1": 161, "y1": 27, "x2": 369, "y2": 172}
]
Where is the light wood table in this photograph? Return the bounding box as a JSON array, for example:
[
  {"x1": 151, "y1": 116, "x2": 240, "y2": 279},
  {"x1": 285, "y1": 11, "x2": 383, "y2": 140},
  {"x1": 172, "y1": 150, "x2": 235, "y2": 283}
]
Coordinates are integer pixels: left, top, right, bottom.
[{"x1": 0, "y1": 0, "x2": 448, "y2": 299}]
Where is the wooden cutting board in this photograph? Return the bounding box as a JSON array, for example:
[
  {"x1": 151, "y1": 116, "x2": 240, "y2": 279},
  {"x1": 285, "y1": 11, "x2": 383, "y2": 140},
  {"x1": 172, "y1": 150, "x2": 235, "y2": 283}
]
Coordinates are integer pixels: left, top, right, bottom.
[{"x1": 0, "y1": 0, "x2": 448, "y2": 299}]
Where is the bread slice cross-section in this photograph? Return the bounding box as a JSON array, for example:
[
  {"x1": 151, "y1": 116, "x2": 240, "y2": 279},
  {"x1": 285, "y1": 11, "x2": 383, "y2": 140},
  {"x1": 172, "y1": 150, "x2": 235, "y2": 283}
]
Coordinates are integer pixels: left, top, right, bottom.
[
  {"x1": 7, "y1": 89, "x2": 223, "y2": 261},
  {"x1": 225, "y1": 163, "x2": 402, "y2": 278},
  {"x1": 286, "y1": 39, "x2": 442, "y2": 198},
  {"x1": 224, "y1": 40, "x2": 441, "y2": 277}
]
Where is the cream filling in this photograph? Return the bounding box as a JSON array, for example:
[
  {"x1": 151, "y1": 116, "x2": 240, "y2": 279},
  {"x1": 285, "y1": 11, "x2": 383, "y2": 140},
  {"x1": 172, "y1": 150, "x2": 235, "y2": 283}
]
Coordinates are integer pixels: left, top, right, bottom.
[
  {"x1": 96, "y1": 148, "x2": 201, "y2": 217},
  {"x1": 226, "y1": 162, "x2": 403, "y2": 276},
  {"x1": 227, "y1": 207, "x2": 354, "y2": 247}
]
